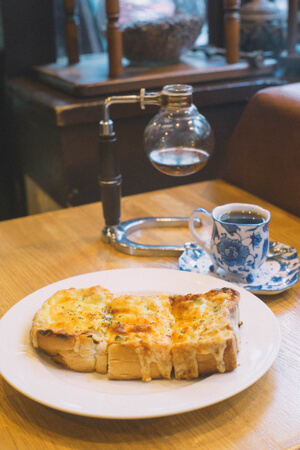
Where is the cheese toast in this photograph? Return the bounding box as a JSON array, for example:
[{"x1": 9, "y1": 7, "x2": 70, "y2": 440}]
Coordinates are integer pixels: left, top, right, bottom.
[
  {"x1": 171, "y1": 288, "x2": 240, "y2": 379},
  {"x1": 30, "y1": 285, "x2": 240, "y2": 381},
  {"x1": 30, "y1": 285, "x2": 113, "y2": 373},
  {"x1": 107, "y1": 294, "x2": 174, "y2": 381}
]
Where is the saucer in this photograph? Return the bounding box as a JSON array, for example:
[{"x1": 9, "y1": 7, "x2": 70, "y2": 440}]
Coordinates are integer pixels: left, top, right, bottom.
[{"x1": 178, "y1": 241, "x2": 299, "y2": 295}]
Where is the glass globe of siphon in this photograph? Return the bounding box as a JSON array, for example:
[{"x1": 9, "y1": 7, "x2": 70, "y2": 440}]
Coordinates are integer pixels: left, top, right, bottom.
[{"x1": 144, "y1": 85, "x2": 214, "y2": 177}]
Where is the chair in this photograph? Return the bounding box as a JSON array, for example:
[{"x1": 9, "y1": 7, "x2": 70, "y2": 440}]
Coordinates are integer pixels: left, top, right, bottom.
[{"x1": 219, "y1": 82, "x2": 300, "y2": 217}]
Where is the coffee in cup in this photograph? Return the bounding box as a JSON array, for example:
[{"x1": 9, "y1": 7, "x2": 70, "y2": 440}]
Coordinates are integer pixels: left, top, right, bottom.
[{"x1": 189, "y1": 203, "x2": 271, "y2": 275}]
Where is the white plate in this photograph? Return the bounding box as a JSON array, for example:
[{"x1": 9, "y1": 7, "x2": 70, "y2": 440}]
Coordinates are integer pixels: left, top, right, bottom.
[{"x1": 0, "y1": 268, "x2": 280, "y2": 419}]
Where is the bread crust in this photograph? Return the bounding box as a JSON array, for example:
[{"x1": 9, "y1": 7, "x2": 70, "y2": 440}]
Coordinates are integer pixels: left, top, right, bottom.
[
  {"x1": 36, "y1": 331, "x2": 108, "y2": 373},
  {"x1": 108, "y1": 344, "x2": 164, "y2": 380},
  {"x1": 172, "y1": 336, "x2": 238, "y2": 379}
]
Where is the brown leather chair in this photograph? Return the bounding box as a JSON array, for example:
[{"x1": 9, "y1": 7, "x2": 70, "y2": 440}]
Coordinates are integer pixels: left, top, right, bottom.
[{"x1": 219, "y1": 83, "x2": 300, "y2": 217}]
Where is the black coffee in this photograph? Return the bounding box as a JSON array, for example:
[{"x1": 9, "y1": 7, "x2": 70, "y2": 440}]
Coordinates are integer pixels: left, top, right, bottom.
[{"x1": 219, "y1": 210, "x2": 266, "y2": 225}]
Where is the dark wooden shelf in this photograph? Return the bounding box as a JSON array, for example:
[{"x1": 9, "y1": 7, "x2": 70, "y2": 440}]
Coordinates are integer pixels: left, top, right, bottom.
[{"x1": 33, "y1": 52, "x2": 277, "y2": 98}]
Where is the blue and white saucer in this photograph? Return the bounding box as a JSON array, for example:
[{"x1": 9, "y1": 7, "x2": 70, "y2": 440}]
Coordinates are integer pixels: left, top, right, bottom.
[{"x1": 178, "y1": 241, "x2": 300, "y2": 295}]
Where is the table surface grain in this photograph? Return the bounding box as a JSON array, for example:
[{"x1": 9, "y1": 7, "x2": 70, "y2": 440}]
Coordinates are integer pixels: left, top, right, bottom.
[{"x1": 0, "y1": 180, "x2": 299, "y2": 450}]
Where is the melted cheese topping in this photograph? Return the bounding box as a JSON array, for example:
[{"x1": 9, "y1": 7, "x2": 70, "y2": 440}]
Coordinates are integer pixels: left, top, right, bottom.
[
  {"x1": 171, "y1": 288, "x2": 239, "y2": 376},
  {"x1": 30, "y1": 285, "x2": 113, "y2": 347},
  {"x1": 172, "y1": 294, "x2": 233, "y2": 344},
  {"x1": 108, "y1": 294, "x2": 173, "y2": 344}
]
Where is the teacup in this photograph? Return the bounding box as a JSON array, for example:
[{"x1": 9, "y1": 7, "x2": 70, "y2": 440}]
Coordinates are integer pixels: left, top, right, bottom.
[{"x1": 189, "y1": 203, "x2": 271, "y2": 275}]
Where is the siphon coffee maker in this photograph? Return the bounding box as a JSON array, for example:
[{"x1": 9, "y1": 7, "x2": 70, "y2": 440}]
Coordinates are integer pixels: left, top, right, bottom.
[{"x1": 98, "y1": 84, "x2": 214, "y2": 256}]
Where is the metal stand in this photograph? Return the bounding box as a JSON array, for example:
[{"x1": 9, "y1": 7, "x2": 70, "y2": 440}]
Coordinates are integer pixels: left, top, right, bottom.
[
  {"x1": 98, "y1": 86, "x2": 200, "y2": 256},
  {"x1": 101, "y1": 216, "x2": 191, "y2": 256}
]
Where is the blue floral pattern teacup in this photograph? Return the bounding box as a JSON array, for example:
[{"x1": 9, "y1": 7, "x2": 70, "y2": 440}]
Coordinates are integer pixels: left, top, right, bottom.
[{"x1": 189, "y1": 203, "x2": 271, "y2": 276}]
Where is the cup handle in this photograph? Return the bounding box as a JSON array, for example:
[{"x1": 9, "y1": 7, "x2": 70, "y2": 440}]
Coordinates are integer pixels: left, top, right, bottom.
[{"x1": 189, "y1": 208, "x2": 213, "y2": 257}]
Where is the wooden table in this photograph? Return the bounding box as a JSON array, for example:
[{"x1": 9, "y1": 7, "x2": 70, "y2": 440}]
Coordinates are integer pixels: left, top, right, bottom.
[{"x1": 0, "y1": 180, "x2": 299, "y2": 449}]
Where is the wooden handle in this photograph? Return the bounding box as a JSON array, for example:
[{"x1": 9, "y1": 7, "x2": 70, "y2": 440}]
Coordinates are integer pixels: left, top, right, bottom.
[
  {"x1": 98, "y1": 133, "x2": 122, "y2": 226},
  {"x1": 63, "y1": 0, "x2": 80, "y2": 64},
  {"x1": 106, "y1": 0, "x2": 123, "y2": 78},
  {"x1": 223, "y1": 0, "x2": 241, "y2": 64}
]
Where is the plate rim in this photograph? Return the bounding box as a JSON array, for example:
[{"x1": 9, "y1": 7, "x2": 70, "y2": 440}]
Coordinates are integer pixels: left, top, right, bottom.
[{"x1": 0, "y1": 268, "x2": 281, "y2": 419}]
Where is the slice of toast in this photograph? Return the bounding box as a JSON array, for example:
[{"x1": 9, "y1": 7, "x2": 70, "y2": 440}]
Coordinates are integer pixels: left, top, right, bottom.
[
  {"x1": 107, "y1": 294, "x2": 174, "y2": 381},
  {"x1": 171, "y1": 288, "x2": 240, "y2": 379},
  {"x1": 30, "y1": 285, "x2": 113, "y2": 373}
]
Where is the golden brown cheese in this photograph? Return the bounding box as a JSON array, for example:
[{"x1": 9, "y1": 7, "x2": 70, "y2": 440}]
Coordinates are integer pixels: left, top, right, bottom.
[{"x1": 171, "y1": 288, "x2": 240, "y2": 379}]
